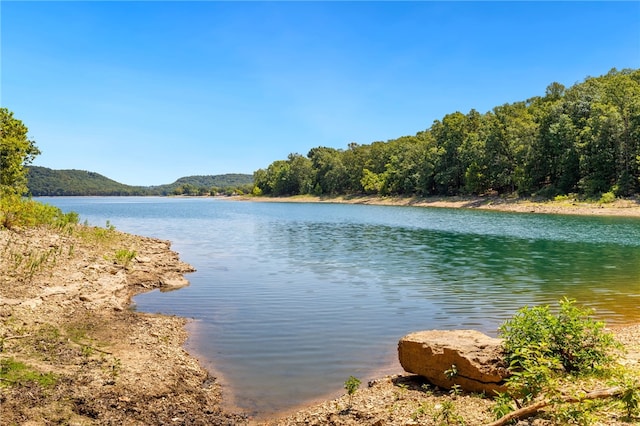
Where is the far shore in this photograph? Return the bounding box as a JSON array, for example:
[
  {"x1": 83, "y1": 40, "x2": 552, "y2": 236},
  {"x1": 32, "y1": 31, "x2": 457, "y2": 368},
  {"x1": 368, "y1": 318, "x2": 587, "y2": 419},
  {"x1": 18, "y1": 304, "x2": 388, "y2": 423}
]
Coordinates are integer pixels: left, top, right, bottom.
[{"x1": 237, "y1": 194, "x2": 640, "y2": 218}]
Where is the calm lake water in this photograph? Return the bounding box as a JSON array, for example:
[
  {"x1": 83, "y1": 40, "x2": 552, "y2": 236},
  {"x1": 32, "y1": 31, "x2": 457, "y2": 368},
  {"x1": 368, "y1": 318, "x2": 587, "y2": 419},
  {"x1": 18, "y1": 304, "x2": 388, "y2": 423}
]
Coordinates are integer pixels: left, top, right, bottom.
[{"x1": 38, "y1": 197, "x2": 640, "y2": 415}]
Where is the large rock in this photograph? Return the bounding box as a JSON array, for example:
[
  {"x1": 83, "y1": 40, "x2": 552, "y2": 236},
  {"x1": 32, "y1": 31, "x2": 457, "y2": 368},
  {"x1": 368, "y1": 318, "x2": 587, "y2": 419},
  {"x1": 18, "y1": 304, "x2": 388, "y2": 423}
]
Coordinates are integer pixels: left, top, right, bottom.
[{"x1": 398, "y1": 329, "x2": 509, "y2": 395}]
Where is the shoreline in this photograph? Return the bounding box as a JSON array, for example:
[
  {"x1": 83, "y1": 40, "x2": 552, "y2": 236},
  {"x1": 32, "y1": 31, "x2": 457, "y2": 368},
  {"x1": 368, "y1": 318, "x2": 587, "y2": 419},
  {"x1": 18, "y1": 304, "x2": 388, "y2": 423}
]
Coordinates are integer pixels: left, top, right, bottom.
[
  {"x1": 0, "y1": 225, "x2": 248, "y2": 424},
  {"x1": 2, "y1": 212, "x2": 640, "y2": 424},
  {"x1": 237, "y1": 194, "x2": 640, "y2": 218}
]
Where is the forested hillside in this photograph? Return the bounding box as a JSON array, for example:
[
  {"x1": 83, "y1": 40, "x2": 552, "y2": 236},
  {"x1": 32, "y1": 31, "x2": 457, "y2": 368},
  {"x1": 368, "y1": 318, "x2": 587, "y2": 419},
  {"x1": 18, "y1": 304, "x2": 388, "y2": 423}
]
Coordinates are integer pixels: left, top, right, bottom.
[
  {"x1": 27, "y1": 167, "x2": 253, "y2": 196},
  {"x1": 149, "y1": 174, "x2": 254, "y2": 196},
  {"x1": 27, "y1": 167, "x2": 148, "y2": 196},
  {"x1": 253, "y1": 68, "x2": 640, "y2": 199}
]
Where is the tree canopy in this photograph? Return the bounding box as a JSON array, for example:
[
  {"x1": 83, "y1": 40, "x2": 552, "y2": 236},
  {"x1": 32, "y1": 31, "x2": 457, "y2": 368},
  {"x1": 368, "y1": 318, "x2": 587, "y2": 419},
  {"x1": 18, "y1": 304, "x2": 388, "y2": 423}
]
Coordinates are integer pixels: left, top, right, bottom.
[
  {"x1": 1, "y1": 108, "x2": 40, "y2": 197},
  {"x1": 254, "y1": 69, "x2": 640, "y2": 199}
]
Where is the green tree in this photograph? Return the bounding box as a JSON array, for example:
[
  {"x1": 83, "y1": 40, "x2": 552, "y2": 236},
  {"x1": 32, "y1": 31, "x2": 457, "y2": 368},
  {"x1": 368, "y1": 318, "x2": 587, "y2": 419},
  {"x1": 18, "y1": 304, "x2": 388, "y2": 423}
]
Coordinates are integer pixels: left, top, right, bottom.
[
  {"x1": 341, "y1": 143, "x2": 369, "y2": 193},
  {"x1": 307, "y1": 146, "x2": 347, "y2": 195},
  {"x1": 602, "y1": 69, "x2": 640, "y2": 195},
  {"x1": 485, "y1": 102, "x2": 537, "y2": 195},
  {"x1": 431, "y1": 112, "x2": 467, "y2": 195},
  {"x1": 254, "y1": 69, "x2": 640, "y2": 200},
  {"x1": 287, "y1": 153, "x2": 314, "y2": 195},
  {"x1": 360, "y1": 168, "x2": 384, "y2": 194},
  {"x1": 460, "y1": 109, "x2": 490, "y2": 194},
  {"x1": 577, "y1": 102, "x2": 620, "y2": 196},
  {"x1": 1, "y1": 108, "x2": 41, "y2": 196}
]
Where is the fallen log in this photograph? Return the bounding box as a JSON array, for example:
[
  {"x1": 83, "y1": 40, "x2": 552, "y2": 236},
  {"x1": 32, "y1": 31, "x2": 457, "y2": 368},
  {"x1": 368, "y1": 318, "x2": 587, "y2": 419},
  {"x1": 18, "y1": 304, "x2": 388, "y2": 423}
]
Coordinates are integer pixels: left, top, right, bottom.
[{"x1": 486, "y1": 386, "x2": 624, "y2": 426}]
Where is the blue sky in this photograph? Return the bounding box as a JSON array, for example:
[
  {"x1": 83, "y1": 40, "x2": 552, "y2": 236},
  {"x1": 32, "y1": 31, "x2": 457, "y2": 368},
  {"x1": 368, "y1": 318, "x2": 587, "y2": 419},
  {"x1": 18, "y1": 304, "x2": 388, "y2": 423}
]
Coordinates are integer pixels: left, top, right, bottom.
[{"x1": 2, "y1": 1, "x2": 639, "y2": 186}]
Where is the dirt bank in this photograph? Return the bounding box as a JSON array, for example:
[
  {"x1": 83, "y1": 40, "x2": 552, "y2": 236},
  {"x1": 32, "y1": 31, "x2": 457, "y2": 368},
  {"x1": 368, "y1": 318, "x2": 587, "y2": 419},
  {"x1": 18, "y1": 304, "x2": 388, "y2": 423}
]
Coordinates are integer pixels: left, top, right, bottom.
[
  {"x1": 0, "y1": 224, "x2": 247, "y2": 425},
  {"x1": 2, "y1": 223, "x2": 639, "y2": 425}
]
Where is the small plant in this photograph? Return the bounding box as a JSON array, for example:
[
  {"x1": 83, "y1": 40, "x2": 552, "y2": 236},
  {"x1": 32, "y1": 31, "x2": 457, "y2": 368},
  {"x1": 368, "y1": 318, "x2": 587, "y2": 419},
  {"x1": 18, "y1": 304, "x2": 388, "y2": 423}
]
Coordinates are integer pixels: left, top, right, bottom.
[
  {"x1": 433, "y1": 399, "x2": 465, "y2": 425},
  {"x1": 492, "y1": 391, "x2": 516, "y2": 419},
  {"x1": 421, "y1": 383, "x2": 433, "y2": 395},
  {"x1": 344, "y1": 375, "x2": 361, "y2": 408},
  {"x1": 449, "y1": 384, "x2": 462, "y2": 397},
  {"x1": 114, "y1": 249, "x2": 137, "y2": 268},
  {"x1": 394, "y1": 382, "x2": 408, "y2": 400},
  {"x1": 444, "y1": 364, "x2": 458, "y2": 379},
  {"x1": 551, "y1": 400, "x2": 598, "y2": 425},
  {"x1": 110, "y1": 358, "x2": 121, "y2": 379},
  {"x1": 102, "y1": 357, "x2": 122, "y2": 385},
  {"x1": 81, "y1": 345, "x2": 94, "y2": 357},
  {"x1": 412, "y1": 401, "x2": 432, "y2": 421},
  {"x1": 617, "y1": 374, "x2": 640, "y2": 419}
]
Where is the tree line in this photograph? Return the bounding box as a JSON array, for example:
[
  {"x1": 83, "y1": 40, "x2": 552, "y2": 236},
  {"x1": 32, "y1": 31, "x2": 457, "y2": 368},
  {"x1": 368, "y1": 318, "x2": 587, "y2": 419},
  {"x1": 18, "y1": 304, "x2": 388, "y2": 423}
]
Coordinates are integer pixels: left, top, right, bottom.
[
  {"x1": 26, "y1": 167, "x2": 254, "y2": 197},
  {"x1": 253, "y1": 68, "x2": 640, "y2": 199}
]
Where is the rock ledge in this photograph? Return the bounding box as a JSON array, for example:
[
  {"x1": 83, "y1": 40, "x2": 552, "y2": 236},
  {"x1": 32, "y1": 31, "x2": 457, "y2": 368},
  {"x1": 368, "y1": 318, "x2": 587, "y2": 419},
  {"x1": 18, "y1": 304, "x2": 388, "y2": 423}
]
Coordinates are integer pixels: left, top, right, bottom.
[{"x1": 398, "y1": 329, "x2": 509, "y2": 395}]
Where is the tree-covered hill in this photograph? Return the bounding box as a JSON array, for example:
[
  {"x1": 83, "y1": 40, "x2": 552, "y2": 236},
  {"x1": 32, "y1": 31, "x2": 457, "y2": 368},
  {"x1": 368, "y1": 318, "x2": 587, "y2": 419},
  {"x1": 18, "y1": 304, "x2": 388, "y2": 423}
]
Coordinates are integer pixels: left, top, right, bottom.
[
  {"x1": 253, "y1": 68, "x2": 640, "y2": 199},
  {"x1": 27, "y1": 167, "x2": 148, "y2": 196},
  {"x1": 149, "y1": 174, "x2": 254, "y2": 195},
  {"x1": 27, "y1": 167, "x2": 253, "y2": 196}
]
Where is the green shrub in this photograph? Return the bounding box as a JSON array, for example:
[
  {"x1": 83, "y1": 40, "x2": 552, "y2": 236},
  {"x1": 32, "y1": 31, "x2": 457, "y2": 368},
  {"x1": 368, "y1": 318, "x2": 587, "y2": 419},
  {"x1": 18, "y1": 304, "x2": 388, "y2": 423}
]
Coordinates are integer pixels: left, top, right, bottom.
[
  {"x1": 0, "y1": 195, "x2": 78, "y2": 230},
  {"x1": 500, "y1": 298, "x2": 618, "y2": 377},
  {"x1": 598, "y1": 191, "x2": 616, "y2": 204},
  {"x1": 114, "y1": 249, "x2": 136, "y2": 268},
  {"x1": 496, "y1": 298, "x2": 623, "y2": 419},
  {"x1": 554, "y1": 193, "x2": 578, "y2": 202}
]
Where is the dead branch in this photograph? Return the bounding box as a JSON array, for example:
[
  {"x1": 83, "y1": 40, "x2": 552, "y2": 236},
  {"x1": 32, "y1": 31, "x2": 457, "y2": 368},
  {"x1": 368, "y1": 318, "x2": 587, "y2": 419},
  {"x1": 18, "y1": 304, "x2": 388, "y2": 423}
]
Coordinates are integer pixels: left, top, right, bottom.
[
  {"x1": 68, "y1": 339, "x2": 113, "y2": 355},
  {"x1": 2, "y1": 334, "x2": 32, "y2": 340},
  {"x1": 486, "y1": 386, "x2": 624, "y2": 426}
]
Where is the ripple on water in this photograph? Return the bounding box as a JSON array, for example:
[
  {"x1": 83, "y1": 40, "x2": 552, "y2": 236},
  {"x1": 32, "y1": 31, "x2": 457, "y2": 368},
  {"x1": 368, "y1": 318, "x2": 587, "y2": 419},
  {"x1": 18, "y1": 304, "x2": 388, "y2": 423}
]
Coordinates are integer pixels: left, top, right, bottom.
[{"x1": 39, "y1": 197, "x2": 640, "y2": 415}]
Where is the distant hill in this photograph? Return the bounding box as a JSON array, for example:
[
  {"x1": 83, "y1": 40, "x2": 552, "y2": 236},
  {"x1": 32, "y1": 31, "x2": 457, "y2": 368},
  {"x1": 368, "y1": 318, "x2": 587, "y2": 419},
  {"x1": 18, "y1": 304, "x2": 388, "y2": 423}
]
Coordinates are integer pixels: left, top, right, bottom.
[
  {"x1": 150, "y1": 174, "x2": 255, "y2": 195},
  {"x1": 27, "y1": 166, "x2": 253, "y2": 196}
]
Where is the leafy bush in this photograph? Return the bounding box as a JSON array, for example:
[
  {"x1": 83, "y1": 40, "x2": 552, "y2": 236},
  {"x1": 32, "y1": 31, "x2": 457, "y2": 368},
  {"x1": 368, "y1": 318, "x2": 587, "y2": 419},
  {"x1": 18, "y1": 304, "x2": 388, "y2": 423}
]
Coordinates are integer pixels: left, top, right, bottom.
[
  {"x1": 0, "y1": 195, "x2": 78, "y2": 230},
  {"x1": 495, "y1": 298, "x2": 625, "y2": 420},
  {"x1": 554, "y1": 193, "x2": 578, "y2": 202},
  {"x1": 598, "y1": 191, "x2": 616, "y2": 204},
  {"x1": 500, "y1": 299, "x2": 618, "y2": 376},
  {"x1": 114, "y1": 249, "x2": 137, "y2": 268}
]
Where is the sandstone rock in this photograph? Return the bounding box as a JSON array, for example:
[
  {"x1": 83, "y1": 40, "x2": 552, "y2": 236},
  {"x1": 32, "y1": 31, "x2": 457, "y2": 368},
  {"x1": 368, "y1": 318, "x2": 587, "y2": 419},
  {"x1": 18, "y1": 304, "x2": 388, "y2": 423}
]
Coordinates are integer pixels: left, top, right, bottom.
[{"x1": 398, "y1": 329, "x2": 508, "y2": 395}]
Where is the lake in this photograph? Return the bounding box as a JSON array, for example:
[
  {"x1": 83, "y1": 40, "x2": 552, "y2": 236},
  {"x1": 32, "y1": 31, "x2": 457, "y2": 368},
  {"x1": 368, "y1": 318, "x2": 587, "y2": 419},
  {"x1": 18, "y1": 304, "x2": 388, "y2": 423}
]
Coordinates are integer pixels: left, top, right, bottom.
[{"x1": 38, "y1": 196, "x2": 640, "y2": 416}]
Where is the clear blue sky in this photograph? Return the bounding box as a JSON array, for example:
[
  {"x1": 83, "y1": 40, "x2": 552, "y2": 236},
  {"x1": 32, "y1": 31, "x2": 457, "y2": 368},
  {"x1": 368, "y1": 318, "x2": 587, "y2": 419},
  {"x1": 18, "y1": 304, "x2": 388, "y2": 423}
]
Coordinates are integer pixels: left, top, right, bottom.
[{"x1": 2, "y1": 1, "x2": 639, "y2": 186}]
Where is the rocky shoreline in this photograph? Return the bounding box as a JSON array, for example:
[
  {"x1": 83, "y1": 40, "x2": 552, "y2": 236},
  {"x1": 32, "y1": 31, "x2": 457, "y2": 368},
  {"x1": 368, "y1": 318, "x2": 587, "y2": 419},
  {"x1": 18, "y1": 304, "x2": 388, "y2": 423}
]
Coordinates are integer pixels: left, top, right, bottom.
[
  {"x1": 0, "y1": 225, "x2": 246, "y2": 425},
  {"x1": 2, "y1": 213, "x2": 639, "y2": 425}
]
